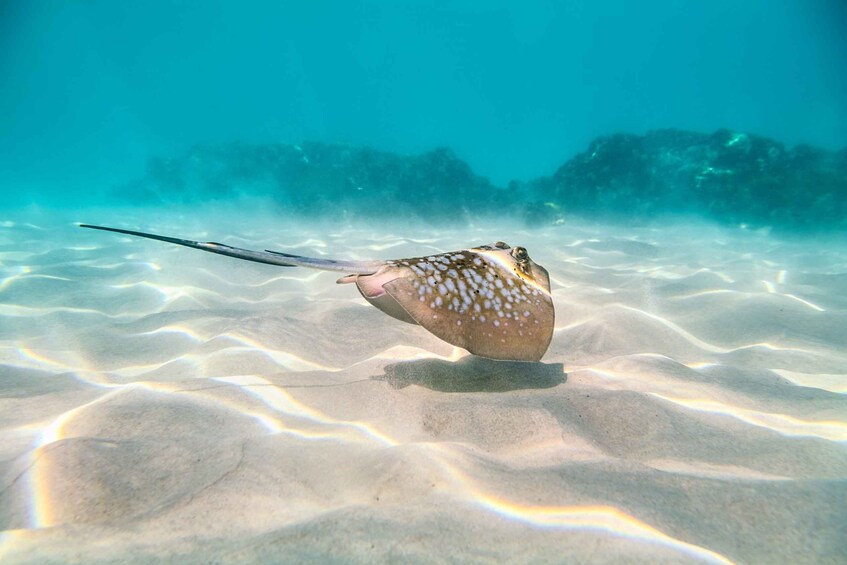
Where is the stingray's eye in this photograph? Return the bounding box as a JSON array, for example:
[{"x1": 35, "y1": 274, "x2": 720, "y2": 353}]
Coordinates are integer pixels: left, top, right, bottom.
[
  {"x1": 511, "y1": 247, "x2": 528, "y2": 261},
  {"x1": 495, "y1": 241, "x2": 510, "y2": 249}
]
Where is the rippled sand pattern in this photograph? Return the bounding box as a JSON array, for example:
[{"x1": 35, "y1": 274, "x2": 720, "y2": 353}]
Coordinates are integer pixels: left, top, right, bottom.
[{"x1": 1, "y1": 212, "x2": 845, "y2": 563}]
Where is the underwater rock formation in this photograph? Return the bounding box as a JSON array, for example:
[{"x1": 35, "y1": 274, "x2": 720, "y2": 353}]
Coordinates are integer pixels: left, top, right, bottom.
[
  {"x1": 530, "y1": 129, "x2": 847, "y2": 230},
  {"x1": 117, "y1": 130, "x2": 847, "y2": 230},
  {"x1": 117, "y1": 142, "x2": 505, "y2": 221}
]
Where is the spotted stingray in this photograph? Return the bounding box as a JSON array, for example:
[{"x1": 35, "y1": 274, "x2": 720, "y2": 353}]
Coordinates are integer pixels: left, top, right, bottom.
[{"x1": 80, "y1": 224, "x2": 555, "y2": 362}]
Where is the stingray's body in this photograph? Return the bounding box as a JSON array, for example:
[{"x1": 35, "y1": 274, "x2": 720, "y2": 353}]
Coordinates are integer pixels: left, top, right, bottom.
[{"x1": 80, "y1": 225, "x2": 555, "y2": 361}]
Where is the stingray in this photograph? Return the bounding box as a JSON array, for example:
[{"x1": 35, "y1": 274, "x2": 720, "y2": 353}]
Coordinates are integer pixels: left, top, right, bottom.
[{"x1": 80, "y1": 224, "x2": 555, "y2": 361}]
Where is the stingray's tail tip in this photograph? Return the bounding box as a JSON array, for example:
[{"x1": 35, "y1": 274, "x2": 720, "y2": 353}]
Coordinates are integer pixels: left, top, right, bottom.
[{"x1": 79, "y1": 224, "x2": 115, "y2": 232}]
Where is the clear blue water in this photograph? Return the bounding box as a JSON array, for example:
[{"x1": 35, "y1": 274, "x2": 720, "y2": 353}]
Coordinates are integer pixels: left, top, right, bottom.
[
  {"x1": 1, "y1": 1, "x2": 845, "y2": 210},
  {"x1": 1, "y1": 3, "x2": 845, "y2": 563}
]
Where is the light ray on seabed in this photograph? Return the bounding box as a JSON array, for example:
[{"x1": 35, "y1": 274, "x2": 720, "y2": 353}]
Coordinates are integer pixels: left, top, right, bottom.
[{"x1": 2, "y1": 372, "x2": 734, "y2": 564}]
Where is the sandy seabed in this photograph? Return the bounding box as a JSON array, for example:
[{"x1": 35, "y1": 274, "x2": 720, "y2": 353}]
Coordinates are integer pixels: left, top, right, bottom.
[{"x1": 1, "y1": 206, "x2": 845, "y2": 564}]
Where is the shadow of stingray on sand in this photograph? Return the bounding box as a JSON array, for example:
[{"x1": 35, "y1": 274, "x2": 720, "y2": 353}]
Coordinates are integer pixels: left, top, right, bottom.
[{"x1": 377, "y1": 356, "x2": 566, "y2": 393}]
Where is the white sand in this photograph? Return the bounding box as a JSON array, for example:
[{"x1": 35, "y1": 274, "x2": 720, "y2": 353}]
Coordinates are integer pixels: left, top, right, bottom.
[{"x1": 1, "y1": 207, "x2": 845, "y2": 564}]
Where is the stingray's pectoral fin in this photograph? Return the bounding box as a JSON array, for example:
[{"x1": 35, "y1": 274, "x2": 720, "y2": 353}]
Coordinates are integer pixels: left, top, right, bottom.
[
  {"x1": 344, "y1": 268, "x2": 418, "y2": 325},
  {"x1": 382, "y1": 277, "x2": 553, "y2": 362}
]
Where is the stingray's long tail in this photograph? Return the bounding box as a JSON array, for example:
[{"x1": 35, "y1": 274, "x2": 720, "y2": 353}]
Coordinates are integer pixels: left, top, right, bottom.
[{"x1": 79, "y1": 224, "x2": 384, "y2": 274}]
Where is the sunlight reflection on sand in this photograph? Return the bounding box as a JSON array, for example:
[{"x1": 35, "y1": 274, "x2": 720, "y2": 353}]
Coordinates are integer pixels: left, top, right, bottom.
[{"x1": 1, "y1": 211, "x2": 845, "y2": 563}]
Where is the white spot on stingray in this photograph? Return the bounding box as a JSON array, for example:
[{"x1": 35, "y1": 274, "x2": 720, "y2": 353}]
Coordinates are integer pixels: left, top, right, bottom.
[
  {"x1": 435, "y1": 296, "x2": 443, "y2": 307},
  {"x1": 438, "y1": 284, "x2": 447, "y2": 295},
  {"x1": 445, "y1": 279, "x2": 456, "y2": 292},
  {"x1": 524, "y1": 310, "x2": 530, "y2": 317},
  {"x1": 494, "y1": 320, "x2": 500, "y2": 327}
]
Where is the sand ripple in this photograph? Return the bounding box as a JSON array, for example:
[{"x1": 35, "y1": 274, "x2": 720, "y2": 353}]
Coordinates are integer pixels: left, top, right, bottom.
[{"x1": 1, "y1": 214, "x2": 845, "y2": 564}]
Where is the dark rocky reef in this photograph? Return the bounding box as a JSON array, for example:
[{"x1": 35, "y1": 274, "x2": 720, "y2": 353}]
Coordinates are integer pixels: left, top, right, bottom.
[
  {"x1": 117, "y1": 142, "x2": 505, "y2": 222},
  {"x1": 529, "y1": 129, "x2": 847, "y2": 230},
  {"x1": 116, "y1": 130, "x2": 847, "y2": 230}
]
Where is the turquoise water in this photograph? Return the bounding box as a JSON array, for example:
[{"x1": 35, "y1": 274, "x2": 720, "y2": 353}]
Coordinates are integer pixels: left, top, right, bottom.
[
  {"x1": 2, "y1": 1, "x2": 845, "y2": 211},
  {"x1": 1, "y1": 2, "x2": 846, "y2": 563}
]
